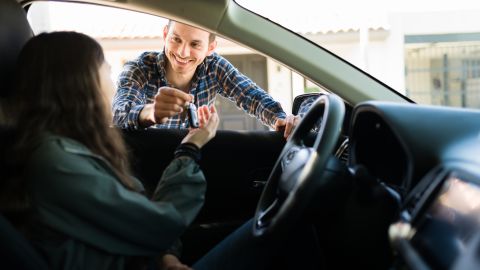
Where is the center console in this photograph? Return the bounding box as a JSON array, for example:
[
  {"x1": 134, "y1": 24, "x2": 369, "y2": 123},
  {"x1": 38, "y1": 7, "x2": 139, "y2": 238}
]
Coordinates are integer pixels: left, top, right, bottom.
[{"x1": 390, "y1": 168, "x2": 480, "y2": 270}]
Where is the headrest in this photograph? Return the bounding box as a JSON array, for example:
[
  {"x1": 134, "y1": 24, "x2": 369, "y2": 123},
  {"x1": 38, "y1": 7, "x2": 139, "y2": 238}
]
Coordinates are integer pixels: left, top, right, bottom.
[{"x1": 0, "y1": 0, "x2": 33, "y2": 98}]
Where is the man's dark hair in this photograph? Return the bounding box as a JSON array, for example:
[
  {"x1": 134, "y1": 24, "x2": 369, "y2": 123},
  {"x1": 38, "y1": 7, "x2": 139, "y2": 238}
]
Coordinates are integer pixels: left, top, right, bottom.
[{"x1": 167, "y1": 20, "x2": 216, "y2": 43}]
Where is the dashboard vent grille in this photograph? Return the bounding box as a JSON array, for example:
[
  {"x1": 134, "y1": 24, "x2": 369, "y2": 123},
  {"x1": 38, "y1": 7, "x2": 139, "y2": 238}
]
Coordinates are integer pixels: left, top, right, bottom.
[{"x1": 335, "y1": 137, "x2": 349, "y2": 165}]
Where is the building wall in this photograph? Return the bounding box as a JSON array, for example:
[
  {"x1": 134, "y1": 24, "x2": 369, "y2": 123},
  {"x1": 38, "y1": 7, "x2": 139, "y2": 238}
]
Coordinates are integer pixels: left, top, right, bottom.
[
  {"x1": 305, "y1": 26, "x2": 406, "y2": 94},
  {"x1": 405, "y1": 42, "x2": 480, "y2": 108}
]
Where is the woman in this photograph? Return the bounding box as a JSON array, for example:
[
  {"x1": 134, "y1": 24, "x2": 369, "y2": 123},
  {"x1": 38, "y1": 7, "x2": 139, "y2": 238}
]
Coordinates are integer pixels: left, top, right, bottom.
[
  {"x1": 2, "y1": 31, "x2": 218, "y2": 270},
  {"x1": 3, "y1": 31, "x2": 320, "y2": 270}
]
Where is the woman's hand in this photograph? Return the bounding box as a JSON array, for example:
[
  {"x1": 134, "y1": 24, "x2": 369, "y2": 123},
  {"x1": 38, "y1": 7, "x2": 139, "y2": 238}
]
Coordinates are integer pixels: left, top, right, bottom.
[
  {"x1": 181, "y1": 105, "x2": 219, "y2": 149},
  {"x1": 159, "y1": 254, "x2": 192, "y2": 270}
]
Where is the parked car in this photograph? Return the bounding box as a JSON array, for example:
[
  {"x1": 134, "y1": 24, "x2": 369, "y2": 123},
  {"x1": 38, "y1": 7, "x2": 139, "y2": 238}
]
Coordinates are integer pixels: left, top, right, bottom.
[{"x1": 2, "y1": 0, "x2": 480, "y2": 269}]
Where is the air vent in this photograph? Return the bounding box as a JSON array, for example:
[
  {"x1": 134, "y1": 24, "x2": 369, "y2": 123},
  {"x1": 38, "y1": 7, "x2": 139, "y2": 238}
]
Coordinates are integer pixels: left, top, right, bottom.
[{"x1": 335, "y1": 137, "x2": 349, "y2": 165}]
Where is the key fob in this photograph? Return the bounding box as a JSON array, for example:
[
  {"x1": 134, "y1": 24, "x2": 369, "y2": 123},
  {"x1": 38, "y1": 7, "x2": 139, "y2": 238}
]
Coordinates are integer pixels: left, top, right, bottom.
[{"x1": 187, "y1": 103, "x2": 199, "y2": 128}]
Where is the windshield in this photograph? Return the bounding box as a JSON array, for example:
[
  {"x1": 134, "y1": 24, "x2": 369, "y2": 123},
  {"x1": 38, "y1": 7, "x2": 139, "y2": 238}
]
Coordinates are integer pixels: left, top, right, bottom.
[{"x1": 237, "y1": 0, "x2": 480, "y2": 109}]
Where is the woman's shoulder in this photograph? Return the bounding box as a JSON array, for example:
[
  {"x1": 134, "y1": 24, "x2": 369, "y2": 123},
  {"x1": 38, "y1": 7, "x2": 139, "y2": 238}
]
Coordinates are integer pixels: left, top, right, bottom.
[
  {"x1": 33, "y1": 134, "x2": 91, "y2": 157},
  {"x1": 26, "y1": 134, "x2": 124, "y2": 193},
  {"x1": 28, "y1": 134, "x2": 97, "y2": 172}
]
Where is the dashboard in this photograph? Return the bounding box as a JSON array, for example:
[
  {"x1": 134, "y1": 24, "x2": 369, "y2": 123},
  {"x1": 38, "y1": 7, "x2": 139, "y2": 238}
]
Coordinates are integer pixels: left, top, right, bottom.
[
  {"x1": 411, "y1": 172, "x2": 480, "y2": 269},
  {"x1": 390, "y1": 169, "x2": 480, "y2": 270},
  {"x1": 347, "y1": 101, "x2": 480, "y2": 270}
]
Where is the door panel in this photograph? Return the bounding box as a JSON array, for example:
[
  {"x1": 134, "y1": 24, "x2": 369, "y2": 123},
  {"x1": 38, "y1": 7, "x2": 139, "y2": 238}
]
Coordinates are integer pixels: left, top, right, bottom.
[
  {"x1": 123, "y1": 129, "x2": 285, "y2": 221},
  {"x1": 122, "y1": 129, "x2": 286, "y2": 262}
]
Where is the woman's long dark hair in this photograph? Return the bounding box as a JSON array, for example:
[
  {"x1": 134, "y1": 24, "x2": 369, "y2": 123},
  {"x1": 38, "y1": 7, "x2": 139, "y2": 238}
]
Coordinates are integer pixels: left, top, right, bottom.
[{"x1": 1, "y1": 32, "x2": 135, "y2": 219}]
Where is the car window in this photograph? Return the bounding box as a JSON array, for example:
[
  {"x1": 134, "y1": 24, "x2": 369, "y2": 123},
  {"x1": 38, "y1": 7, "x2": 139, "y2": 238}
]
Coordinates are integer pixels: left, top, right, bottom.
[
  {"x1": 27, "y1": 2, "x2": 326, "y2": 131},
  {"x1": 237, "y1": 0, "x2": 480, "y2": 109}
]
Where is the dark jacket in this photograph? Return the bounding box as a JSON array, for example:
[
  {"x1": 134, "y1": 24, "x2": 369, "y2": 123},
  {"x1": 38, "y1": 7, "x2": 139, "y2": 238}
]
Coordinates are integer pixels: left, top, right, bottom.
[{"x1": 25, "y1": 134, "x2": 206, "y2": 269}]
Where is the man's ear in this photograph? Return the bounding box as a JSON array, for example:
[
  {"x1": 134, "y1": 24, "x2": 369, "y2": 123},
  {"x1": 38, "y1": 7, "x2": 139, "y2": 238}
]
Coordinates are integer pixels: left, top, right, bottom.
[
  {"x1": 163, "y1": 24, "x2": 169, "y2": 40},
  {"x1": 207, "y1": 40, "x2": 217, "y2": 56}
]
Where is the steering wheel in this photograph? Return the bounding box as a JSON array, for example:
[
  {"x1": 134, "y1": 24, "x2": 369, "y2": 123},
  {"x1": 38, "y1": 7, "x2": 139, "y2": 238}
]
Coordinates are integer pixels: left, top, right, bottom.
[{"x1": 253, "y1": 94, "x2": 345, "y2": 237}]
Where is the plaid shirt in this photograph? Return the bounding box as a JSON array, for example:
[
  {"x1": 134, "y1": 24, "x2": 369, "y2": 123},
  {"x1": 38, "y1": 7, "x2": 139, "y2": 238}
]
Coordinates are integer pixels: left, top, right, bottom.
[{"x1": 112, "y1": 51, "x2": 286, "y2": 130}]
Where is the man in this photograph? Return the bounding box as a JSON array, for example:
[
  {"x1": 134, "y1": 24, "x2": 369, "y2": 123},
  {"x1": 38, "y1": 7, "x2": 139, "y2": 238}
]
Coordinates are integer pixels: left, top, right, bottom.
[{"x1": 112, "y1": 20, "x2": 299, "y2": 138}]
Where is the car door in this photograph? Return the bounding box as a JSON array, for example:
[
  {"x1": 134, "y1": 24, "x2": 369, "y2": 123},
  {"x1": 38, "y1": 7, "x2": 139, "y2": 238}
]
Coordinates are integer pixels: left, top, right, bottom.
[{"x1": 122, "y1": 128, "x2": 286, "y2": 263}]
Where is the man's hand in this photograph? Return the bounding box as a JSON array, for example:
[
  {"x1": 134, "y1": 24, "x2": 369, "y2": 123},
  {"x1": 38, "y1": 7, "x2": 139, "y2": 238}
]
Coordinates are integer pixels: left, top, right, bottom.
[
  {"x1": 274, "y1": 114, "x2": 301, "y2": 139},
  {"x1": 181, "y1": 105, "x2": 219, "y2": 149},
  {"x1": 139, "y1": 87, "x2": 193, "y2": 127}
]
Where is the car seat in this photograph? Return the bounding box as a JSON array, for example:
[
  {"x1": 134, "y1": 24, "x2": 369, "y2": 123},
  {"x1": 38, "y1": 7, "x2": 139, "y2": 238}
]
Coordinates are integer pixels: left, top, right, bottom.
[
  {"x1": 0, "y1": 0, "x2": 34, "y2": 98},
  {"x1": 0, "y1": 0, "x2": 49, "y2": 269}
]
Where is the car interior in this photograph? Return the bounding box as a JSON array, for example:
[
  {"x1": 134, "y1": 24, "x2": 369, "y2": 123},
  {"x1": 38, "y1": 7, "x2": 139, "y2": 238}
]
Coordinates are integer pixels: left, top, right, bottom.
[{"x1": 2, "y1": 0, "x2": 480, "y2": 269}]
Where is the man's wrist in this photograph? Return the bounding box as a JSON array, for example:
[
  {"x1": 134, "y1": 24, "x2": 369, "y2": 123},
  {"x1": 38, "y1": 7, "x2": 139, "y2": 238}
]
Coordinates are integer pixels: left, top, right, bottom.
[
  {"x1": 138, "y1": 104, "x2": 155, "y2": 128},
  {"x1": 271, "y1": 113, "x2": 287, "y2": 127}
]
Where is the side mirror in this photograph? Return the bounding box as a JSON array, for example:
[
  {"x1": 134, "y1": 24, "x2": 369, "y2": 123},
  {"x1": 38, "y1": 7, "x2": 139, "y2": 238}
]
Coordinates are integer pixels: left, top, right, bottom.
[{"x1": 292, "y1": 93, "x2": 323, "y2": 116}]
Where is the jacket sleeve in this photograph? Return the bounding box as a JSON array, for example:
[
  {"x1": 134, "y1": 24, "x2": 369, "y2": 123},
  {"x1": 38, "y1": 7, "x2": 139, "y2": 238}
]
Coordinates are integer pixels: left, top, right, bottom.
[{"x1": 27, "y1": 139, "x2": 206, "y2": 256}]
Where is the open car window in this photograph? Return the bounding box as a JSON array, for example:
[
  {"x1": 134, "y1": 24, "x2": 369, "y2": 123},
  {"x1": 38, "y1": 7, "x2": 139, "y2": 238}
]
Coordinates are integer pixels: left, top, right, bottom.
[
  {"x1": 237, "y1": 0, "x2": 480, "y2": 110},
  {"x1": 27, "y1": 1, "x2": 328, "y2": 131}
]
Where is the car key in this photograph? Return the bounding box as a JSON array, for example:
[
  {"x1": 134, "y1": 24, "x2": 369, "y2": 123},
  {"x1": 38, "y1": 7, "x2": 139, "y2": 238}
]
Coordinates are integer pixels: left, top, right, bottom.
[{"x1": 186, "y1": 103, "x2": 199, "y2": 128}]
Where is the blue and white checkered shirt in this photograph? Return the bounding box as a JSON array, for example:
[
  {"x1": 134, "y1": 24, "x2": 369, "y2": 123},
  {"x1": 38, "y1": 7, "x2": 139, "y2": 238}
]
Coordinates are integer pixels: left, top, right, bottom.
[{"x1": 112, "y1": 51, "x2": 286, "y2": 129}]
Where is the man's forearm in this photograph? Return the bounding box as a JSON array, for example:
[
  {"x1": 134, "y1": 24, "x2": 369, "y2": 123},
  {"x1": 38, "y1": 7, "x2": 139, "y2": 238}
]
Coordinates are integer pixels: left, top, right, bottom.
[
  {"x1": 251, "y1": 93, "x2": 286, "y2": 128},
  {"x1": 112, "y1": 102, "x2": 146, "y2": 130}
]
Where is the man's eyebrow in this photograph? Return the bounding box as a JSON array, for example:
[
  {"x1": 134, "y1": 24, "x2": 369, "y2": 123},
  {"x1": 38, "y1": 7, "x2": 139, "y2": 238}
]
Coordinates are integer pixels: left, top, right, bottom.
[{"x1": 172, "y1": 31, "x2": 203, "y2": 44}]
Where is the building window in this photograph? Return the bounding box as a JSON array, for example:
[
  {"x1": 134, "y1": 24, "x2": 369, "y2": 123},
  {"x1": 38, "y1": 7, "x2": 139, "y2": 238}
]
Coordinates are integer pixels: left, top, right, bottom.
[{"x1": 405, "y1": 34, "x2": 480, "y2": 109}]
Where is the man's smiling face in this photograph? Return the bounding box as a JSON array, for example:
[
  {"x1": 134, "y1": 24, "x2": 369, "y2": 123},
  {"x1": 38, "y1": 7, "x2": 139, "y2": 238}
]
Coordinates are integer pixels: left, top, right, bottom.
[{"x1": 163, "y1": 22, "x2": 216, "y2": 76}]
